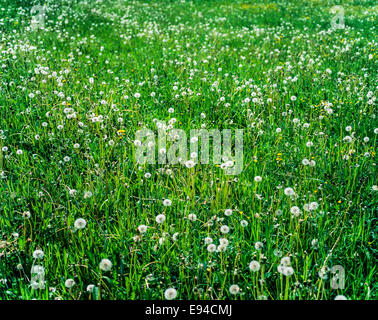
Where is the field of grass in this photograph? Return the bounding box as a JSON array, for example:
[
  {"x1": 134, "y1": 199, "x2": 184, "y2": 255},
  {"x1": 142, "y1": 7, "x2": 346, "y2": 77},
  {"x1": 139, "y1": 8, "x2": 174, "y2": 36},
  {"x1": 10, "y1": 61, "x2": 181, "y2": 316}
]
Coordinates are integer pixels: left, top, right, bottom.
[{"x1": 0, "y1": 0, "x2": 377, "y2": 300}]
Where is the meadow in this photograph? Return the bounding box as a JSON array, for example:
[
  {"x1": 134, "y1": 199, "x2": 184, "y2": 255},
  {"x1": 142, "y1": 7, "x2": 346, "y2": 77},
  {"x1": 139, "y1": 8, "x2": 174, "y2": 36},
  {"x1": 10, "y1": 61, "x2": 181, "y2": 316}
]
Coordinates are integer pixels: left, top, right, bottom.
[{"x1": 0, "y1": 0, "x2": 377, "y2": 300}]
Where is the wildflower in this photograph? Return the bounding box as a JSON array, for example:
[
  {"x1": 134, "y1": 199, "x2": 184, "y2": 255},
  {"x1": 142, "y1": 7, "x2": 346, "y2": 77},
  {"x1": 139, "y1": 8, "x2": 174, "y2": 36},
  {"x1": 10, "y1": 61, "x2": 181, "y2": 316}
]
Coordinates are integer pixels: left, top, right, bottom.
[
  {"x1": 224, "y1": 209, "x2": 232, "y2": 216},
  {"x1": 65, "y1": 279, "x2": 75, "y2": 288},
  {"x1": 290, "y1": 206, "x2": 301, "y2": 217},
  {"x1": 334, "y1": 295, "x2": 347, "y2": 300},
  {"x1": 188, "y1": 213, "x2": 197, "y2": 221},
  {"x1": 86, "y1": 284, "x2": 95, "y2": 292},
  {"x1": 220, "y1": 225, "x2": 230, "y2": 234},
  {"x1": 284, "y1": 188, "x2": 295, "y2": 196},
  {"x1": 164, "y1": 288, "x2": 177, "y2": 300},
  {"x1": 204, "y1": 237, "x2": 213, "y2": 244},
  {"x1": 84, "y1": 191, "x2": 92, "y2": 199},
  {"x1": 138, "y1": 225, "x2": 148, "y2": 233},
  {"x1": 163, "y1": 199, "x2": 172, "y2": 206},
  {"x1": 275, "y1": 209, "x2": 283, "y2": 216},
  {"x1": 249, "y1": 260, "x2": 261, "y2": 272},
  {"x1": 240, "y1": 220, "x2": 248, "y2": 227},
  {"x1": 255, "y1": 242, "x2": 264, "y2": 250},
  {"x1": 99, "y1": 259, "x2": 113, "y2": 272},
  {"x1": 281, "y1": 257, "x2": 291, "y2": 266},
  {"x1": 156, "y1": 214, "x2": 166, "y2": 224},
  {"x1": 185, "y1": 160, "x2": 195, "y2": 168},
  {"x1": 32, "y1": 250, "x2": 44, "y2": 259},
  {"x1": 74, "y1": 218, "x2": 87, "y2": 229},
  {"x1": 229, "y1": 284, "x2": 240, "y2": 295},
  {"x1": 283, "y1": 266, "x2": 294, "y2": 276},
  {"x1": 23, "y1": 211, "x2": 31, "y2": 219},
  {"x1": 254, "y1": 176, "x2": 262, "y2": 182},
  {"x1": 309, "y1": 202, "x2": 319, "y2": 210},
  {"x1": 207, "y1": 244, "x2": 216, "y2": 253}
]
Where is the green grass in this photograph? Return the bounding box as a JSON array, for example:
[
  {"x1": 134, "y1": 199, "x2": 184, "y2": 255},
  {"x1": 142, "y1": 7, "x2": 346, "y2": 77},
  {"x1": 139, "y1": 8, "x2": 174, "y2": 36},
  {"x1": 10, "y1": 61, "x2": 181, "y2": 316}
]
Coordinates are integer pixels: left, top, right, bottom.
[{"x1": 0, "y1": 0, "x2": 377, "y2": 300}]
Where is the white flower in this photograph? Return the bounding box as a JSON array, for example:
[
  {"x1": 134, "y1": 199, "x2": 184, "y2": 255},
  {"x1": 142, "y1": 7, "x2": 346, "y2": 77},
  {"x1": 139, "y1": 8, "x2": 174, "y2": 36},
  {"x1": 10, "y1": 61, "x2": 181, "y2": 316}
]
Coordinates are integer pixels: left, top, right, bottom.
[
  {"x1": 65, "y1": 279, "x2": 75, "y2": 288},
  {"x1": 249, "y1": 260, "x2": 261, "y2": 272},
  {"x1": 240, "y1": 220, "x2": 248, "y2": 227},
  {"x1": 164, "y1": 288, "x2": 177, "y2": 300},
  {"x1": 255, "y1": 242, "x2": 264, "y2": 250},
  {"x1": 138, "y1": 225, "x2": 148, "y2": 233},
  {"x1": 318, "y1": 267, "x2": 328, "y2": 280},
  {"x1": 224, "y1": 209, "x2": 232, "y2": 216},
  {"x1": 188, "y1": 213, "x2": 197, "y2": 221},
  {"x1": 283, "y1": 266, "x2": 294, "y2": 276},
  {"x1": 32, "y1": 250, "x2": 44, "y2": 259},
  {"x1": 281, "y1": 257, "x2": 291, "y2": 266},
  {"x1": 220, "y1": 225, "x2": 230, "y2": 234},
  {"x1": 284, "y1": 187, "x2": 295, "y2": 196},
  {"x1": 290, "y1": 206, "x2": 301, "y2": 217},
  {"x1": 156, "y1": 214, "x2": 166, "y2": 224},
  {"x1": 334, "y1": 295, "x2": 347, "y2": 300},
  {"x1": 207, "y1": 244, "x2": 216, "y2": 253},
  {"x1": 86, "y1": 284, "x2": 95, "y2": 292},
  {"x1": 74, "y1": 218, "x2": 87, "y2": 229},
  {"x1": 163, "y1": 199, "x2": 172, "y2": 206},
  {"x1": 134, "y1": 92, "x2": 141, "y2": 98},
  {"x1": 204, "y1": 237, "x2": 213, "y2": 244},
  {"x1": 185, "y1": 160, "x2": 195, "y2": 168},
  {"x1": 84, "y1": 191, "x2": 92, "y2": 199},
  {"x1": 309, "y1": 202, "x2": 319, "y2": 211},
  {"x1": 254, "y1": 176, "x2": 262, "y2": 182},
  {"x1": 229, "y1": 284, "x2": 240, "y2": 295},
  {"x1": 99, "y1": 259, "x2": 113, "y2": 272}
]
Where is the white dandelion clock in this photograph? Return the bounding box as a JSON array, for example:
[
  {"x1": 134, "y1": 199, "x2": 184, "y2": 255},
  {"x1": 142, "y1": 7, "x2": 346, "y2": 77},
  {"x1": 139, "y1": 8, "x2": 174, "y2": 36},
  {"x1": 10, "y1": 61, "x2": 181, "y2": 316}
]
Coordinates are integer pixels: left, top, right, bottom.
[
  {"x1": 156, "y1": 214, "x2": 166, "y2": 224},
  {"x1": 65, "y1": 278, "x2": 75, "y2": 289},
  {"x1": 229, "y1": 284, "x2": 240, "y2": 295},
  {"x1": 249, "y1": 260, "x2": 261, "y2": 272},
  {"x1": 164, "y1": 288, "x2": 177, "y2": 300},
  {"x1": 32, "y1": 249, "x2": 44, "y2": 259},
  {"x1": 99, "y1": 259, "x2": 113, "y2": 272},
  {"x1": 74, "y1": 218, "x2": 87, "y2": 229},
  {"x1": 163, "y1": 199, "x2": 172, "y2": 207},
  {"x1": 138, "y1": 225, "x2": 148, "y2": 233}
]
